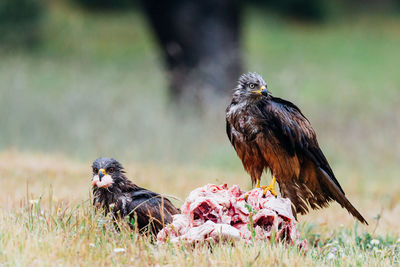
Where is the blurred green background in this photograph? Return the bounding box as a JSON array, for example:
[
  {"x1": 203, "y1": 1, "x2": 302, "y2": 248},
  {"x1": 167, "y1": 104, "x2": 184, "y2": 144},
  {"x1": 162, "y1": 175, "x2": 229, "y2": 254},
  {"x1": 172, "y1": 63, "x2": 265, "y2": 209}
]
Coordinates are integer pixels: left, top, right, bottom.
[{"x1": 0, "y1": 0, "x2": 399, "y2": 177}]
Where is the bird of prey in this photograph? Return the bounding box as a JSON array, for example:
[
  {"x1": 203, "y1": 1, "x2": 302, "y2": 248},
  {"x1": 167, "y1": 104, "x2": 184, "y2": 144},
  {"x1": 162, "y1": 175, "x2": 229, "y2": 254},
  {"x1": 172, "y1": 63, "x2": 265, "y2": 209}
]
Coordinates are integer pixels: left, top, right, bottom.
[
  {"x1": 91, "y1": 158, "x2": 180, "y2": 234},
  {"x1": 226, "y1": 72, "x2": 367, "y2": 224}
]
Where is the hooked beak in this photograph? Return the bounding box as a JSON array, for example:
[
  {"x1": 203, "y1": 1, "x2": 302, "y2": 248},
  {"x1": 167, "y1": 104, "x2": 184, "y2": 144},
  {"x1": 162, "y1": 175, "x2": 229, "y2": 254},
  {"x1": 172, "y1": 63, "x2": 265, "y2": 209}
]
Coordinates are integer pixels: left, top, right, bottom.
[
  {"x1": 251, "y1": 85, "x2": 269, "y2": 96},
  {"x1": 98, "y1": 168, "x2": 106, "y2": 181}
]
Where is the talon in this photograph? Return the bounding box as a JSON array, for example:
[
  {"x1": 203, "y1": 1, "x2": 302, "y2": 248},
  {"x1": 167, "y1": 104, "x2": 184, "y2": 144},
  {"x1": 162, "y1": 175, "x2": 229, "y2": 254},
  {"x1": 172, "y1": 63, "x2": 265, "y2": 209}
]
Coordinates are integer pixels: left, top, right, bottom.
[
  {"x1": 262, "y1": 177, "x2": 277, "y2": 197},
  {"x1": 263, "y1": 186, "x2": 277, "y2": 197}
]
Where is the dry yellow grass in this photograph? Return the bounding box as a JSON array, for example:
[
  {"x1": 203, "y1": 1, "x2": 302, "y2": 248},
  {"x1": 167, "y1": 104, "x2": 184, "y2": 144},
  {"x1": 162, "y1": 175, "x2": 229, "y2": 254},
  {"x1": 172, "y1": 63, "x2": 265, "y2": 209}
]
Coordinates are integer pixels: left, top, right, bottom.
[{"x1": 0, "y1": 150, "x2": 399, "y2": 266}]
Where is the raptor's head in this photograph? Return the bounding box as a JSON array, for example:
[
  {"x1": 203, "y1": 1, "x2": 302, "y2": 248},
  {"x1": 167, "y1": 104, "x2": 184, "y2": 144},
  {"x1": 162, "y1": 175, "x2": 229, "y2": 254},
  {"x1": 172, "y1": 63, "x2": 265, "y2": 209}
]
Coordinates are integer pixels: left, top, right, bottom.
[
  {"x1": 91, "y1": 157, "x2": 125, "y2": 188},
  {"x1": 234, "y1": 72, "x2": 269, "y2": 101}
]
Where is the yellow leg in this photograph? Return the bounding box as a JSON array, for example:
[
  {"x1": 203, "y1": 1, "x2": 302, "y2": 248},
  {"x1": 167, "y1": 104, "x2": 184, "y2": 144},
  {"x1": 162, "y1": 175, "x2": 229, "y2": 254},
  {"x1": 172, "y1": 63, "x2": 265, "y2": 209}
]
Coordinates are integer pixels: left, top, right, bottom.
[{"x1": 262, "y1": 176, "x2": 277, "y2": 197}]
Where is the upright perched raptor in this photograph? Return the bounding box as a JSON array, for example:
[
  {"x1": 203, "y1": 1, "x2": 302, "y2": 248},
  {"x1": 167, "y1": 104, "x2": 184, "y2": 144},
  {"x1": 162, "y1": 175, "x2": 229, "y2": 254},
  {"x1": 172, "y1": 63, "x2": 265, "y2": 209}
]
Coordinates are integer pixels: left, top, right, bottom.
[
  {"x1": 91, "y1": 158, "x2": 180, "y2": 234},
  {"x1": 226, "y1": 72, "x2": 367, "y2": 224}
]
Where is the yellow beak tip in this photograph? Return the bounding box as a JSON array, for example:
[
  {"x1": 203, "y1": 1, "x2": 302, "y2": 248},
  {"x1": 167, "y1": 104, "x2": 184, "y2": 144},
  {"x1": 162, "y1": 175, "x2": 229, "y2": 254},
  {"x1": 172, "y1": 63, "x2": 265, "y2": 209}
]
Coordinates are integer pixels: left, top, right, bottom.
[{"x1": 251, "y1": 90, "x2": 262, "y2": 95}]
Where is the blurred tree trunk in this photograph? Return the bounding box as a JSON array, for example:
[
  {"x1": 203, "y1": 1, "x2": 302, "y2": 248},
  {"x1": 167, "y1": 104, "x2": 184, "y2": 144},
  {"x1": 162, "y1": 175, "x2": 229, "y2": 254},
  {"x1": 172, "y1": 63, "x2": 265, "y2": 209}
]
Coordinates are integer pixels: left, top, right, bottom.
[{"x1": 140, "y1": 0, "x2": 242, "y2": 104}]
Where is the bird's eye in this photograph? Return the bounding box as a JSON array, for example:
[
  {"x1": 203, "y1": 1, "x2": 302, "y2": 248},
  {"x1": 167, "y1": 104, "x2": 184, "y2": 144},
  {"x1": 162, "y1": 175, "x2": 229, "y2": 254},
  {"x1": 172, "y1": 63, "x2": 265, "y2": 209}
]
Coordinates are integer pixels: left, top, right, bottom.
[
  {"x1": 93, "y1": 168, "x2": 98, "y2": 173},
  {"x1": 249, "y1": 83, "x2": 256, "y2": 89},
  {"x1": 108, "y1": 167, "x2": 114, "y2": 174}
]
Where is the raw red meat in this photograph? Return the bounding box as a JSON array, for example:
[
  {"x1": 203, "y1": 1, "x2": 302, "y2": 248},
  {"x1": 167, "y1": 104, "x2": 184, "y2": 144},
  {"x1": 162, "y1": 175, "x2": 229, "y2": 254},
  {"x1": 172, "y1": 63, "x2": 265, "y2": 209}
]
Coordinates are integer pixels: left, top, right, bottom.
[{"x1": 157, "y1": 184, "x2": 302, "y2": 245}]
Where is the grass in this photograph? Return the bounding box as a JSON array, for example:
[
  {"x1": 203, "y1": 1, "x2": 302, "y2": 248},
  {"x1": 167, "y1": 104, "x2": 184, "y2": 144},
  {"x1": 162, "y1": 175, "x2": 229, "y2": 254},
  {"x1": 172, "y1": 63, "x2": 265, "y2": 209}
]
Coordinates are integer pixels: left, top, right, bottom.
[
  {"x1": 0, "y1": 151, "x2": 399, "y2": 266},
  {"x1": 0, "y1": 2, "x2": 399, "y2": 266}
]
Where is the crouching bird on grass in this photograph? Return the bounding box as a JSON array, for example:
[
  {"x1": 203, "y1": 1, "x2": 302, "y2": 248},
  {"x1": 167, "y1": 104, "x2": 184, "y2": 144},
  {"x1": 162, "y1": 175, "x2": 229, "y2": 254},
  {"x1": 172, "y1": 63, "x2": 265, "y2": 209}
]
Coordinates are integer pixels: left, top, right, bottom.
[
  {"x1": 226, "y1": 72, "x2": 367, "y2": 224},
  {"x1": 91, "y1": 158, "x2": 179, "y2": 234}
]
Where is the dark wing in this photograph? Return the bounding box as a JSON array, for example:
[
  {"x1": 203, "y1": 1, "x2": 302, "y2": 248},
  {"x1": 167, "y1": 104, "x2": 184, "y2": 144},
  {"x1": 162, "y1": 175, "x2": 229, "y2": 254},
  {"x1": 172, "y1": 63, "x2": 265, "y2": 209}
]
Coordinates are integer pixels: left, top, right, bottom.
[
  {"x1": 127, "y1": 188, "x2": 179, "y2": 234},
  {"x1": 260, "y1": 97, "x2": 344, "y2": 192},
  {"x1": 256, "y1": 97, "x2": 367, "y2": 224}
]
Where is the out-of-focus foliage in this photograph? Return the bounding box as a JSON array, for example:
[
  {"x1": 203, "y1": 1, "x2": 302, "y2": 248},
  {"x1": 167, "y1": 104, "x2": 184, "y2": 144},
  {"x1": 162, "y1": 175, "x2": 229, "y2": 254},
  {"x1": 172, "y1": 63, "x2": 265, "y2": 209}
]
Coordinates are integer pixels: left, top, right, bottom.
[
  {"x1": 73, "y1": 0, "x2": 328, "y2": 21},
  {"x1": 71, "y1": 0, "x2": 400, "y2": 21},
  {"x1": 73, "y1": 0, "x2": 136, "y2": 10},
  {"x1": 248, "y1": 0, "x2": 328, "y2": 21},
  {"x1": 348, "y1": 0, "x2": 400, "y2": 12},
  {"x1": 248, "y1": 0, "x2": 400, "y2": 21},
  {"x1": 0, "y1": 0, "x2": 45, "y2": 47}
]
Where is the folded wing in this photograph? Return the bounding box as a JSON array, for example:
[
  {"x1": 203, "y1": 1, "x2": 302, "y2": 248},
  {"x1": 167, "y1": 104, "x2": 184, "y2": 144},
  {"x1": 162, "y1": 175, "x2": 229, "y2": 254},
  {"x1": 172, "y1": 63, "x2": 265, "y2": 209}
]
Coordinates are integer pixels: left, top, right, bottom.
[{"x1": 255, "y1": 97, "x2": 367, "y2": 224}]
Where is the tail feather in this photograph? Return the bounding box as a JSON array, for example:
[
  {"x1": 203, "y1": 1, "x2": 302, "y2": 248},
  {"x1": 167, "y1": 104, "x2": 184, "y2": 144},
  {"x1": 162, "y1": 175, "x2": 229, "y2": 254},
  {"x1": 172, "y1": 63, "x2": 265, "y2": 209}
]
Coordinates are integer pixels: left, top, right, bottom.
[{"x1": 318, "y1": 168, "x2": 368, "y2": 225}]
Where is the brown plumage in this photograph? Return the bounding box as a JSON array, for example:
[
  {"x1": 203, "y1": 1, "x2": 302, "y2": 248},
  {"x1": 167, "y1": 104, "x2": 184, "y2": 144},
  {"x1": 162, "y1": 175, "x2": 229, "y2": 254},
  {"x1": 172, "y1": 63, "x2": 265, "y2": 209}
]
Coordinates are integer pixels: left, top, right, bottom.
[
  {"x1": 226, "y1": 72, "x2": 367, "y2": 224},
  {"x1": 91, "y1": 158, "x2": 180, "y2": 234}
]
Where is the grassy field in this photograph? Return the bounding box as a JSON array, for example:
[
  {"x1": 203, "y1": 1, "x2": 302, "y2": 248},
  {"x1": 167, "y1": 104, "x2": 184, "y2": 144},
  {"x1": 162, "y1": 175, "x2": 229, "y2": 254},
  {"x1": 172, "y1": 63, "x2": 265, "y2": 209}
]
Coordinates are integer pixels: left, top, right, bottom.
[
  {"x1": 0, "y1": 2, "x2": 400, "y2": 266},
  {"x1": 0, "y1": 150, "x2": 399, "y2": 266}
]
